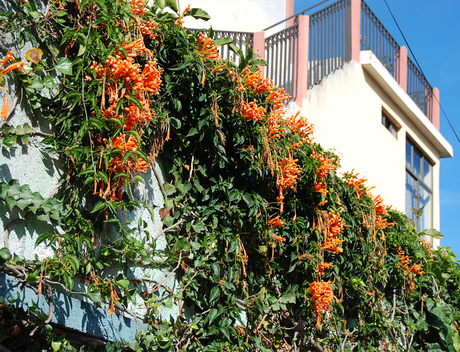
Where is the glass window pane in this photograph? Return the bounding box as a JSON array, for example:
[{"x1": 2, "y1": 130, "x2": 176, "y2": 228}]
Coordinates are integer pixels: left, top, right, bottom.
[
  {"x1": 413, "y1": 151, "x2": 421, "y2": 178},
  {"x1": 418, "y1": 184, "x2": 431, "y2": 231},
  {"x1": 423, "y1": 159, "x2": 431, "y2": 188},
  {"x1": 405, "y1": 172, "x2": 417, "y2": 225},
  {"x1": 406, "y1": 140, "x2": 412, "y2": 170}
]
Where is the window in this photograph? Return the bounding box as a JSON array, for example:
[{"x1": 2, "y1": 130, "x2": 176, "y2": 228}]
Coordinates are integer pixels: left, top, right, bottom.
[
  {"x1": 405, "y1": 138, "x2": 432, "y2": 231},
  {"x1": 382, "y1": 110, "x2": 397, "y2": 138}
]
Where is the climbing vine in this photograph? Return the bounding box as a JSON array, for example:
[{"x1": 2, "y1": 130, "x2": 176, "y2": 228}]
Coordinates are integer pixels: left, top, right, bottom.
[{"x1": 0, "y1": 0, "x2": 459, "y2": 351}]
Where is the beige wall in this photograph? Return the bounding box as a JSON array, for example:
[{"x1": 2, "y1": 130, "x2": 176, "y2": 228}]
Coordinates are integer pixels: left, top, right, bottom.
[{"x1": 296, "y1": 57, "x2": 450, "y2": 242}]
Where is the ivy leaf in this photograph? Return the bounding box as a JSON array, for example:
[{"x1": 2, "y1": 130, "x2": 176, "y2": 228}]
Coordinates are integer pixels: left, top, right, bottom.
[
  {"x1": 55, "y1": 57, "x2": 73, "y2": 75},
  {"x1": 25, "y1": 48, "x2": 43, "y2": 65},
  {"x1": 87, "y1": 290, "x2": 101, "y2": 303}
]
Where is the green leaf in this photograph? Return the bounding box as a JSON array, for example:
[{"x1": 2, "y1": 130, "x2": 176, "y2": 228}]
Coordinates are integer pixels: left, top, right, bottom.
[
  {"x1": 132, "y1": 175, "x2": 145, "y2": 184},
  {"x1": 453, "y1": 330, "x2": 460, "y2": 352},
  {"x1": 66, "y1": 255, "x2": 80, "y2": 273},
  {"x1": 156, "y1": 0, "x2": 166, "y2": 9},
  {"x1": 92, "y1": 201, "x2": 107, "y2": 213},
  {"x1": 26, "y1": 273, "x2": 39, "y2": 284},
  {"x1": 55, "y1": 57, "x2": 73, "y2": 75},
  {"x1": 0, "y1": 247, "x2": 12, "y2": 264},
  {"x1": 213, "y1": 37, "x2": 234, "y2": 46},
  {"x1": 189, "y1": 8, "x2": 210, "y2": 21},
  {"x1": 29, "y1": 77, "x2": 43, "y2": 90},
  {"x1": 166, "y1": 0, "x2": 178, "y2": 12},
  {"x1": 209, "y1": 286, "x2": 220, "y2": 303},
  {"x1": 117, "y1": 279, "x2": 130, "y2": 288},
  {"x1": 87, "y1": 290, "x2": 101, "y2": 303},
  {"x1": 208, "y1": 308, "x2": 218, "y2": 325},
  {"x1": 420, "y1": 228, "x2": 444, "y2": 239},
  {"x1": 192, "y1": 220, "x2": 205, "y2": 233}
]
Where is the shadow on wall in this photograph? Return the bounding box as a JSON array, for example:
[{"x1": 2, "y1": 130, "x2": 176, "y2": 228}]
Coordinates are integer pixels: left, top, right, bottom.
[{"x1": 0, "y1": 273, "x2": 148, "y2": 342}]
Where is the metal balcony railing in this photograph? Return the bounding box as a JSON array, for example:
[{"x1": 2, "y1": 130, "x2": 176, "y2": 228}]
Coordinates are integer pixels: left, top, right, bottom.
[
  {"x1": 265, "y1": 25, "x2": 299, "y2": 100},
  {"x1": 407, "y1": 57, "x2": 433, "y2": 121},
  {"x1": 308, "y1": 0, "x2": 349, "y2": 87},
  {"x1": 360, "y1": 1, "x2": 400, "y2": 79}
]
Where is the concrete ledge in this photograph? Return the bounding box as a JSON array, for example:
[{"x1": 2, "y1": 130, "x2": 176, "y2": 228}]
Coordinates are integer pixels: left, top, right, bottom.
[
  {"x1": 0, "y1": 273, "x2": 148, "y2": 343},
  {"x1": 360, "y1": 50, "x2": 453, "y2": 159}
]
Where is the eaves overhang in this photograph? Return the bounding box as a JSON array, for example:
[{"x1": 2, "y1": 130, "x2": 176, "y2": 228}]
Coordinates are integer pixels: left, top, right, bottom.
[{"x1": 360, "y1": 50, "x2": 453, "y2": 159}]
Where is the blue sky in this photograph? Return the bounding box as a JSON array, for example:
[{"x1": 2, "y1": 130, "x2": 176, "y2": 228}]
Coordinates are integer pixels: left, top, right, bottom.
[{"x1": 294, "y1": 0, "x2": 460, "y2": 257}]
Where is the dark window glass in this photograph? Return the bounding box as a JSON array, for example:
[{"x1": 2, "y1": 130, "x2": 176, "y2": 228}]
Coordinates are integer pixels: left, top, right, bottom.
[{"x1": 405, "y1": 138, "x2": 432, "y2": 231}]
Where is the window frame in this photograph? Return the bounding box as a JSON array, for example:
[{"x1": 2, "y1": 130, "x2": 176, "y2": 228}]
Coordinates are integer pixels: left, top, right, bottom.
[
  {"x1": 382, "y1": 109, "x2": 398, "y2": 138},
  {"x1": 405, "y1": 137, "x2": 433, "y2": 230}
]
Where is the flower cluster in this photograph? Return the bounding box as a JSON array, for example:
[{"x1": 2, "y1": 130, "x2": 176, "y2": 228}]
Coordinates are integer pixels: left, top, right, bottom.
[
  {"x1": 307, "y1": 281, "x2": 334, "y2": 328},
  {"x1": 241, "y1": 99, "x2": 265, "y2": 122},
  {"x1": 0, "y1": 51, "x2": 25, "y2": 121},
  {"x1": 88, "y1": 1, "x2": 163, "y2": 205},
  {"x1": 396, "y1": 247, "x2": 424, "y2": 293},
  {"x1": 195, "y1": 32, "x2": 220, "y2": 62}
]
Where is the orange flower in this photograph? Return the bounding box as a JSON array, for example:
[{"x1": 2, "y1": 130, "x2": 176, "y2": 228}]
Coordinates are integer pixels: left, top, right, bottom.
[
  {"x1": 128, "y1": 0, "x2": 147, "y2": 16},
  {"x1": 175, "y1": 4, "x2": 191, "y2": 26},
  {"x1": 317, "y1": 262, "x2": 333, "y2": 276},
  {"x1": 1, "y1": 95, "x2": 8, "y2": 121},
  {"x1": 307, "y1": 281, "x2": 334, "y2": 328},
  {"x1": 195, "y1": 32, "x2": 219, "y2": 61},
  {"x1": 312, "y1": 181, "x2": 327, "y2": 195},
  {"x1": 312, "y1": 149, "x2": 335, "y2": 179},
  {"x1": 241, "y1": 99, "x2": 265, "y2": 122},
  {"x1": 0, "y1": 51, "x2": 15, "y2": 70},
  {"x1": 268, "y1": 216, "x2": 284, "y2": 228},
  {"x1": 1, "y1": 61, "x2": 25, "y2": 75},
  {"x1": 284, "y1": 111, "x2": 314, "y2": 143}
]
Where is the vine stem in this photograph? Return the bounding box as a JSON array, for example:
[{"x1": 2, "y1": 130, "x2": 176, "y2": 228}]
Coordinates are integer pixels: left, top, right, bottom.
[
  {"x1": 152, "y1": 163, "x2": 167, "y2": 200},
  {"x1": 152, "y1": 219, "x2": 184, "y2": 241}
]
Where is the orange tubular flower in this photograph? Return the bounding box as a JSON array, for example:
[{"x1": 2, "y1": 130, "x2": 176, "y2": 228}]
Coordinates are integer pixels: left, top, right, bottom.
[
  {"x1": 175, "y1": 4, "x2": 191, "y2": 26},
  {"x1": 284, "y1": 111, "x2": 315, "y2": 143},
  {"x1": 268, "y1": 216, "x2": 284, "y2": 228},
  {"x1": 241, "y1": 99, "x2": 265, "y2": 122},
  {"x1": 308, "y1": 281, "x2": 334, "y2": 328},
  {"x1": 1, "y1": 95, "x2": 8, "y2": 121},
  {"x1": 1, "y1": 61, "x2": 25, "y2": 75},
  {"x1": 312, "y1": 181, "x2": 328, "y2": 195},
  {"x1": 128, "y1": 0, "x2": 147, "y2": 16},
  {"x1": 0, "y1": 51, "x2": 15, "y2": 70},
  {"x1": 317, "y1": 262, "x2": 333, "y2": 276}
]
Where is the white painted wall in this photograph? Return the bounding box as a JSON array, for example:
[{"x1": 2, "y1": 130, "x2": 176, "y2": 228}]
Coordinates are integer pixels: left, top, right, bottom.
[
  {"x1": 178, "y1": 0, "x2": 289, "y2": 33},
  {"x1": 296, "y1": 57, "x2": 448, "y2": 247}
]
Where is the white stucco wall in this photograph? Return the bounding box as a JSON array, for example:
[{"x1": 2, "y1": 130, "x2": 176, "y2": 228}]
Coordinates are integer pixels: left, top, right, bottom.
[
  {"x1": 297, "y1": 57, "x2": 450, "y2": 239},
  {"x1": 179, "y1": 0, "x2": 289, "y2": 33}
]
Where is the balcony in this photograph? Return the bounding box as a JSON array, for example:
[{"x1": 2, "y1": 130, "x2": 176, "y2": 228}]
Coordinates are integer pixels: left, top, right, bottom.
[{"x1": 190, "y1": 0, "x2": 440, "y2": 130}]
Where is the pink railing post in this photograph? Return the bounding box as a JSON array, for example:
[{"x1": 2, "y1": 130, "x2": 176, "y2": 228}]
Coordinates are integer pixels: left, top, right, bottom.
[
  {"x1": 431, "y1": 87, "x2": 440, "y2": 130},
  {"x1": 286, "y1": 0, "x2": 295, "y2": 28},
  {"x1": 397, "y1": 46, "x2": 408, "y2": 92},
  {"x1": 294, "y1": 15, "x2": 309, "y2": 107},
  {"x1": 349, "y1": 0, "x2": 361, "y2": 63},
  {"x1": 253, "y1": 31, "x2": 266, "y2": 72}
]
